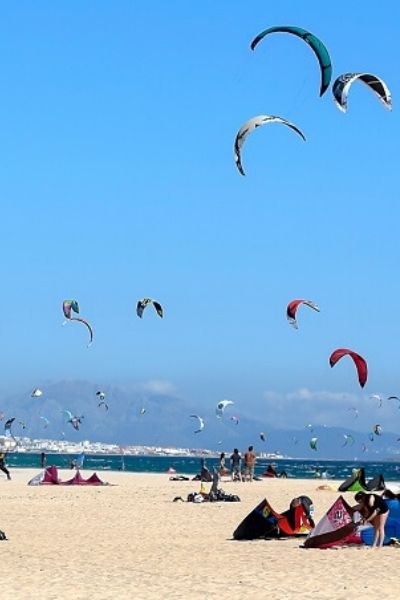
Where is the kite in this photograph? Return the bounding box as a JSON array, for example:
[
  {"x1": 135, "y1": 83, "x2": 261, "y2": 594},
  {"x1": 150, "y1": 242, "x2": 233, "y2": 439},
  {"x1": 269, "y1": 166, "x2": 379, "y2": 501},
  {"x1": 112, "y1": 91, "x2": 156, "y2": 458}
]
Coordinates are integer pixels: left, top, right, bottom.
[
  {"x1": 347, "y1": 407, "x2": 359, "y2": 418},
  {"x1": 62, "y1": 410, "x2": 84, "y2": 431},
  {"x1": 62, "y1": 299, "x2": 93, "y2": 347},
  {"x1": 190, "y1": 415, "x2": 205, "y2": 434},
  {"x1": 368, "y1": 432, "x2": 374, "y2": 442},
  {"x1": 96, "y1": 391, "x2": 108, "y2": 409},
  {"x1": 4, "y1": 418, "x2": 15, "y2": 438},
  {"x1": 342, "y1": 434, "x2": 355, "y2": 447},
  {"x1": 373, "y1": 424, "x2": 382, "y2": 436},
  {"x1": 234, "y1": 115, "x2": 306, "y2": 176},
  {"x1": 136, "y1": 298, "x2": 163, "y2": 319},
  {"x1": 18, "y1": 420, "x2": 27, "y2": 430},
  {"x1": 286, "y1": 299, "x2": 320, "y2": 329},
  {"x1": 260, "y1": 432, "x2": 266, "y2": 442},
  {"x1": 250, "y1": 25, "x2": 332, "y2": 96},
  {"x1": 139, "y1": 407, "x2": 146, "y2": 416},
  {"x1": 309, "y1": 437, "x2": 318, "y2": 451},
  {"x1": 31, "y1": 388, "x2": 43, "y2": 398},
  {"x1": 216, "y1": 400, "x2": 234, "y2": 418},
  {"x1": 329, "y1": 348, "x2": 368, "y2": 388},
  {"x1": 361, "y1": 443, "x2": 368, "y2": 453},
  {"x1": 332, "y1": 73, "x2": 392, "y2": 113},
  {"x1": 40, "y1": 416, "x2": 50, "y2": 429},
  {"x1": 370, "y1": 394, "x2": 383, "y2": 408},
  {"x1": 230, "y1": 416, "x2": 239, "y2": 426},
  {"x1": 305, "y1": 423, "x2": 313, "y2": 433},
  {"x1": 388, "y1": 396, "x2": 400, "y2": 407}
]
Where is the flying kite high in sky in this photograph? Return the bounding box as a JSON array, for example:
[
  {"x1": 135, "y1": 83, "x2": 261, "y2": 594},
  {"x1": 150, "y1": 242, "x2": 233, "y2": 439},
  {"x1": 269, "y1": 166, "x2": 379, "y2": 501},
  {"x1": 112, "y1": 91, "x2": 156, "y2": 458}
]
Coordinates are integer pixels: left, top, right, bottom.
[
  {"x1": 332, "y1": 73, "x2": 392, "y2": 113},
  {"x1": 216, "y1": 400, "x2": 234, "y2": 418},
  {"x1": 329, "y1": 348, "x2": 368, "y2": 388},
  {"x1": 309, "y1": 437, "x2": 318, "y2": 451},
  {"x1": 260, "y1": 432, "x2": 266, "y2": 442},
  {"x1": 342, "y1": 434, "x2": 355, "y2": 447},
  {"x1": 4, "y1": 417, "x2": 15, "y2": 437},
  {"x1": 286, "y1": 299, "x2": 320, "y2": 329},
  {"x1": 40, "y1": 416, "x2": 50, "y2": 429},
  {"x1": 347, "y1": 407, "x2": 359, "y2": 418},
  {"x1": 62, "y1": 410, "x2": 84, "y2": 431},
  {"x1": 96, "y1": 391, "x2": 106, "y2": 401},
  {"x1": 388, "y1": 396, "x2": 400, "y2": 408},
  {"x1": 230, "y1": 416, "x2": 239, "y2": 426},
  {"x1": 62, "y1": 299, "x2": 93, "y2": 347},
  {"x1": 373, "y1": 424, "x2": 382, "y2": 436},
  {"x1": 31, "y1": 388, "x2": 43, "y2": 398},
  {"x1": 370, "y1": 394, "x2": 383, "y2": 408},
  {"x1": 136, "y1": 298, "x2": 163, "y2": 319},
  {"x1": 234, "y1": 115, "x2": 306, "y2": 176},
  {"x1": 250, "y1": 25, "x2": 332, "y2": 96},
  {"x1": 190, "y1": 415, "x2": 205, "y2": 434}
]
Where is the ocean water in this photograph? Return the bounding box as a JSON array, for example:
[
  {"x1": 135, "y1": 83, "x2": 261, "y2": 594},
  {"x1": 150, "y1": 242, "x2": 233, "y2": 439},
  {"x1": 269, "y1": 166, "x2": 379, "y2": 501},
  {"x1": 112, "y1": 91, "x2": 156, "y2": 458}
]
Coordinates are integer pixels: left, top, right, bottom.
[{"x1": 3, "y1": 453, "x2": 400, "y2": 482}]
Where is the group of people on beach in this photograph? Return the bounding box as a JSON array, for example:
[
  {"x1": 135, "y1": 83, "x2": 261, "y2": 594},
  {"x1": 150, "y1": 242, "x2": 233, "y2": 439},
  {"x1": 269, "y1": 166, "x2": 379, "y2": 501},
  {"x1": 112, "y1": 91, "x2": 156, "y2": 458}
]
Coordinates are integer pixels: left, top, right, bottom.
[{"x1": 218, "y1": 446, "x2": 257, "y2": 482}]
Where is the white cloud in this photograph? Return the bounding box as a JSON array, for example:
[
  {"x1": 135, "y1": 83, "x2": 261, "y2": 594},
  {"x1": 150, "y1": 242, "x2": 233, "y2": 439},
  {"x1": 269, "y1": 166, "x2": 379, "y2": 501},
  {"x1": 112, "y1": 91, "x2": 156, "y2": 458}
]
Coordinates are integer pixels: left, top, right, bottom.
[{"x1": 137, "y1": 380, "x2": 177, "y2": 396}]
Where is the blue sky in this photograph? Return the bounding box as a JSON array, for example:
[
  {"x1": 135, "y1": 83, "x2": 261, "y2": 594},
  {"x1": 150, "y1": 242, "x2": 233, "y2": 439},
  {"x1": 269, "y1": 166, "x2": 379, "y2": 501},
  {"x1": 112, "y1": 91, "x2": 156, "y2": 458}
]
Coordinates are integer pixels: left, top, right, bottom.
[{"x1": 0, "y1": 1, "x2": 399, "y2": 435}]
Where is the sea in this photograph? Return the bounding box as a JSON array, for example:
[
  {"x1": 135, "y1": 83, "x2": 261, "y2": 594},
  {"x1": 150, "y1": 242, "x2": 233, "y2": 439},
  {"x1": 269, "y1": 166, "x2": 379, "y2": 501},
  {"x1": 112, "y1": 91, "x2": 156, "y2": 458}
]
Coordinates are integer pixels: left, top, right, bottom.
[{"x1": 4, "y1": 453, "x2": 400, "y2": 481}]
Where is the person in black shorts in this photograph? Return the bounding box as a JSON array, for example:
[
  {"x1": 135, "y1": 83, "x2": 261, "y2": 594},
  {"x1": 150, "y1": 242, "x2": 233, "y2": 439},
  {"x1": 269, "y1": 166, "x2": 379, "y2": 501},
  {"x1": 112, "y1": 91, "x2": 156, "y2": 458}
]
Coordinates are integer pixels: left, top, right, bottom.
[
  {"x1": 0, "y1": 452, "x2": 11, "y2": 480},
  {"x1": 354, "y1": 492, "x2": 389, "y2": 548}
]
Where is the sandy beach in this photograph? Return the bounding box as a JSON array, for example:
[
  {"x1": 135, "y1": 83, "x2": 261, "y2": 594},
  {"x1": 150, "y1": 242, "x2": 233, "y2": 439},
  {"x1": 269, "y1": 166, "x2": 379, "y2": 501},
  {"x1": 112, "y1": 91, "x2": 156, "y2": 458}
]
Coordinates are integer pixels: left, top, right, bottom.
[{"x1": 0, "y1": 469, "x2": 398, "y2": 600}]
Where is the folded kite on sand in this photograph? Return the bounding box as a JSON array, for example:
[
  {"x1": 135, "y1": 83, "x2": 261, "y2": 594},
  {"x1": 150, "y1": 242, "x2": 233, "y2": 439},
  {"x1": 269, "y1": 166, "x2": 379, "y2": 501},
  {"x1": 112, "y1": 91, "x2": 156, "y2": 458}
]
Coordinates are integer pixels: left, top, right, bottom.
[{"x1": 27, "y1": 466, "x2": 108, "y2": 486}]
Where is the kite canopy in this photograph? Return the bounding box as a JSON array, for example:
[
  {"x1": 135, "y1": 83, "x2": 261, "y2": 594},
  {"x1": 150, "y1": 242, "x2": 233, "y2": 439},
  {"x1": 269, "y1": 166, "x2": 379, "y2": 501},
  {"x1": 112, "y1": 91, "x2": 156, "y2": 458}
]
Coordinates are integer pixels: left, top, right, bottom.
[
  {"x1": 250, "y1": 25, "x2": 332, "y2": 96},
  {"x1": 309, "y1": 437, "x2": 318, "y2": 451},
  {"x1": 304, "y1": 496, "x2": 361, "y2": 548},
  {"x1": 333, "y1": 73, "x2": 392, "y2": 113},
  {"x1": 286, "y1": 299, "x2": 320, "y2": 329},
  {"x1": 31, "y1": 388, "x2": 43, "y2": 398},
  {"x1": 62, "y1": 299, "x2": 93, "y2": 346},
  {"x1": 136, "y1": 298, "x2": 163, "y2": 319},
  {"x1": 190, "y1": 415, "x2": 205, "y2": 434},
  {"x1": 216, "y1": 400, "x2": 234, "y2": 418},
  {"x1": 329, "y1": 348, "x2": 368, "y2": 388},
  {"x1": 234, "y1": 115, "x2": 306, "y2": 176},
  {"x1": 233, "y1": 496, "x2": 314, "y2": 540}
]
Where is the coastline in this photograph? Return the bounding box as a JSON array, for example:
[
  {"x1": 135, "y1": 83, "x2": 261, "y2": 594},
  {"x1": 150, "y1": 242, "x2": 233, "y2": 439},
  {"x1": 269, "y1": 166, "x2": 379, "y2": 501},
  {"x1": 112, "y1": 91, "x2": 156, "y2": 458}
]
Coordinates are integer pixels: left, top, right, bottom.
[{"x1": 1, "y1": 470, "x2": 399, "y2": 599}]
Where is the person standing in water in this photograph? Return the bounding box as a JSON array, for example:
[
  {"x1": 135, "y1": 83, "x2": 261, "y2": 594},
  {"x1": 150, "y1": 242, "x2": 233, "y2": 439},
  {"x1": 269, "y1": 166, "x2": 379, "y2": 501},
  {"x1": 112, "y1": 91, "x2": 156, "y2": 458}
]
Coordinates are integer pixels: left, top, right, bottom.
[
  {"x1": 40, "y1": 451, "x2": 46, "y2": 469},
  {"x1": 0, "y1": 451, "x2": 11, "y2": 480},
  {"x1": 354, "y1": 492, "x2": 389, "y2": 548}
]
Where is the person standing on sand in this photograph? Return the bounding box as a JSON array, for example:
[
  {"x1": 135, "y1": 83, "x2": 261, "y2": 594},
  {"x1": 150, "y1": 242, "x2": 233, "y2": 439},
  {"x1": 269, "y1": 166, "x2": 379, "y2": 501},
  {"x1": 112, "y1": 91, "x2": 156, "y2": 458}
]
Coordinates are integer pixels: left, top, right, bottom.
[
  {"x1": 354, "y1": 491, "x2": 389, "y2": 548},
  {"x1": 230, "y1": 448, "x2": 242, "y2": 481},
  {"x1": 244, "y1": 446, "x2": 256, "y2": 482},
  {"x1": 0, "y1": 451, "x2": 11, "y2": 480}
]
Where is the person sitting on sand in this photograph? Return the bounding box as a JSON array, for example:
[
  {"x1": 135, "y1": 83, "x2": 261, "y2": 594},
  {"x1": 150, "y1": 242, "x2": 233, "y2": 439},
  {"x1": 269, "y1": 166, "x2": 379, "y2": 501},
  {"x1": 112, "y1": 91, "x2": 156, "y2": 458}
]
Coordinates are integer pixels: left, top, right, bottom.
[
  {"x1": 230, "y1": 449, "x2": 242, "y2": 482},
  {"x1": 265, "y1": 464, "x2": 278, "y2": 477},
  {"x1": 0, "y1": 451, "x2": 11, "y2": 480},
  {"x1": 354, "y1": 491, "x2": 389, "y2": 548},
  {"x1": 218, "y1": 452, "x2": 229, "y2": 476}
]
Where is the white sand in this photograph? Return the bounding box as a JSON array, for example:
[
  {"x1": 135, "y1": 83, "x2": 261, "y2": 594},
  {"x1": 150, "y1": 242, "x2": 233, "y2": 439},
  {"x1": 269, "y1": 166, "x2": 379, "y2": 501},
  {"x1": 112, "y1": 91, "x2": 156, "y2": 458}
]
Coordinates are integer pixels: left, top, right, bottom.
[{"x1": 0, "y1": 469, "x2": 399, "y2": 599}]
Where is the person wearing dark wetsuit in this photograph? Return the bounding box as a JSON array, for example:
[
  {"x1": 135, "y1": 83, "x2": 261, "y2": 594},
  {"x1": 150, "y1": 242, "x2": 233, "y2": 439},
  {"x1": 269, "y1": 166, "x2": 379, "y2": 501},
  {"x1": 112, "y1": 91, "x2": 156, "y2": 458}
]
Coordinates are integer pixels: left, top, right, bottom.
[
  {"x1": 354, "y1": 492, "x2": 389, "y2": 548},
  {"x1": 0, "y1": 452, "x2": 11, "y2": 480}
]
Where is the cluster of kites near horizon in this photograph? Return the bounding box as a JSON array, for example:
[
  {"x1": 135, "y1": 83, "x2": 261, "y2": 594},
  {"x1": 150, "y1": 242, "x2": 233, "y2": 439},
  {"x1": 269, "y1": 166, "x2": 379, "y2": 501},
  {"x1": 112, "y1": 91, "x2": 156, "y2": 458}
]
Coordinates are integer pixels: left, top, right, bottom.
[{"x1": 2, "y1": 24, "x2": 398, "y2": 455}]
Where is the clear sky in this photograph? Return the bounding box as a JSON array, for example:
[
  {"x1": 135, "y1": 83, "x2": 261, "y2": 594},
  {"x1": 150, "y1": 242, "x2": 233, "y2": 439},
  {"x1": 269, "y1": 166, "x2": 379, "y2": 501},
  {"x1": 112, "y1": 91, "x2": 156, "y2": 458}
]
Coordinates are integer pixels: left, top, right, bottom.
[{"x1": 0, "y1": 1, "x2": 399, "y2": 434}]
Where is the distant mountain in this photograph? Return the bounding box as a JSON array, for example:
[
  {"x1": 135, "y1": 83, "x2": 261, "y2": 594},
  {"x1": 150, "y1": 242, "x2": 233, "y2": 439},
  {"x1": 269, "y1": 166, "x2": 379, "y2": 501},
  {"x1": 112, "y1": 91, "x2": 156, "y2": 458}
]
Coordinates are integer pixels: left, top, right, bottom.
[{"x1": 1, "y1": 380, "x2": 399, "y2": 459}]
